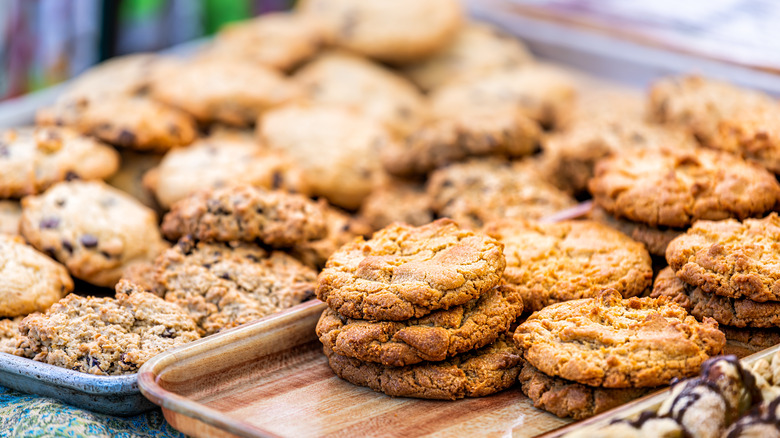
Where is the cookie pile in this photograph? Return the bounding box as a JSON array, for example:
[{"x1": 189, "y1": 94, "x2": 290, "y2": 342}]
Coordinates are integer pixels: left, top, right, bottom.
[{"x1": 315, "y1": 219, "x2": 525, "y2": 400}]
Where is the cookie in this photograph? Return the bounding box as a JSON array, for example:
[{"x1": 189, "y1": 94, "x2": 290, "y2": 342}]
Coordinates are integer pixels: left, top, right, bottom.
[
  {"x1": 293, "y1": 51, "x2": 427, "y2": 137},
  {"x1": 514, "y1": 290, "x2": 726, "y2": 388},
  {"x1": 155, "y1": 238, "x2": 316, "y2": 336},
  {"x1": 0, "y1": 126, "x2": 120, "y2": 198},
  {"x1": 208, "y1": 12, "x2": 329, "y2": 71},
  {"x1": 143, "y1": 129, "x2": 308, "y2": 209},
  {"x1": 317, "y1": 283, "x2": 522, "y2": 366},
  {"x1": 258, "y1": 104, "x2": 391, "y2": 210},
  {"x1": 715, "y1": 109, "x2": 780, "y2": 175},
  {"x1": 323, "y1": 334, "x2": 521, "y2": 400},
  {"x1": 381, "y1": 108, "x2": 541, "y2": 177},
  {"x1": 161, "y1": 184, "x2": 327, "y2": 247},
  {"x1": 106, "y1": 149, "x2": 164, "y2": 210},
  {"x1": 720, "y1": 326, "x2": 780, "y2": 358},
  {"x1": 484, "y1": 219, "x2": 653, "y2": 312},
  {"x1": 430, "y1": 65, "x2": 576, "y2": 129},
  {"x1": 0, "y1": 200, "x2": 21, "y2": 235},
  {"x1": 317, "y1": 219, "x2": 505, "y2": 321},
  {"x1": 518, "y1": 362, "x2": 652, "y2": 420},
  {"x1": 16, "y1": 280, "x2": 200, "y2": 375},
  {"x1": 149, "y1": 57, "x2": 301, "y2": 127},
  {"x1": 120, "y1": 261, "x2": 161, "y2": 297},
  {"x1": 588, "y1": 147, "x2": 780, "y2": 228},
  {"x1": 290, "y1": 205, "x2": 372, "y2": 270},
  {"x1": 401, "y1": 22, "x2": 533, "y2": 92},
  {"x1": 426, "y1": 158, "x2": 576, "y2": 229},
  {"x1": 297, "y1": 0, "x2": 462, "y2": 64},
  {"x1": 20, "y1": 180, "x2": 167, "y2": 287},
  {"x1": 0, "y1": 317, "x2": 23, "y2": 354},
  {"x1": 0, "y1": 235, "x2": 73, "y2": 318},
  {"x1": 357, "y1": 181, "x2": 433, "y2": 231},
  {"x1": 666, "y1": 214, "x2": 780, "y2": 303},
  {"x1": 588, "y1": 206, "x2": 683, "y2": 257}
]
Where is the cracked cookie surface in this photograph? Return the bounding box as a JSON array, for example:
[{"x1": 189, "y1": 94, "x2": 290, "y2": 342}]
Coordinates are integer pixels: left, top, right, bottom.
[
  {"x1": 316, "y1": 283, "x2": 522, "y2": 366},
  {"x1": 514, "y1": 290, "x2": 725, "y2": 388},
  {"x1": 316, "y1": 218, "x2": 506, "y2": 321},
  {"x1": 484, "y1": 219, "x2": 652, "y2": 312}
]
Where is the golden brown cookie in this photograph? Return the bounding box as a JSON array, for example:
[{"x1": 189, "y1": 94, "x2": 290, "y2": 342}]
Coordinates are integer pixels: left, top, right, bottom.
[
  {"x1": 485, "y1": 219, "x2": 653, "y2": 312},
  {"x1": 316, "y1": 283, "x2": 522, "y2": 366},
  {"x1": 587, "y1": 206, "x2": 683, "y2": 257},
  {"x1": 514, "y1": 290, "x2": 726, "y2": 388},
  {"x1": 715, "y1": 109, "x2": 780, "y2": 175},
  {"x1": 323, "y1": 334, "x2": 521, "y2": 400},
  {"x1": 589, "y1": 147, "x2": 780, "y2": 228},
  {"x1": 357, "y1": 181, "x2": 433, "y2": 231},
  {"x1": 316, "y1": 219, "x2": 505, "y2": 321}
]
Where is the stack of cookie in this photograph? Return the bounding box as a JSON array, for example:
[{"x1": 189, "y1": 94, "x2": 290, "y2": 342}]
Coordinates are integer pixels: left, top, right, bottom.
[{"x1": 315, "y1": 219, "x2": 525, "y2": 400}]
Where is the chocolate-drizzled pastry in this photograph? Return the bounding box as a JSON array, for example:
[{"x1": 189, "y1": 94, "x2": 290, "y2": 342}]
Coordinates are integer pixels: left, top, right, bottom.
[{"x1": 724, "y1": 396, "x2": 780, "y2": 437}]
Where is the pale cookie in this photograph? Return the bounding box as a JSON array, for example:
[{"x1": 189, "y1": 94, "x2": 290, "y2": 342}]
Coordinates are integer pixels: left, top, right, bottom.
[
  {"x1": 258, "y1": 104, "x2": 391, "y2": 210},
  {"x1": 297, "y1": 0, "x2": 463, "y2": 64},
  {"x1": 426, "y1": 158, "x2": 576, "y2": 229},
  {"x1": 0, "y1": 317, "x2": 23, "y2": 354},
  {"x1": 401, "y1": 22, "x2": 533, "y2": 92},
  {"x1": 0, "y1": 235, "x2": 73, "y2": 317},
  {"x1": 20, "y1": 181, "x2": 167, "y2": 287},
  {"x1": 357, "y1": 180, "x2": 433, "y2": 231},
  {"x1": 290, "y1": 205, "x2": 372, "y2": 270},
  {"x1": 0, "y1": 200, "x2": 21, "y2": 235},
  {"x1": 16, "y1": 280, "x2": 200, "y2": 375},
  {"x1": 484, "y1": 219, "x2": 653, "y2": 312},
  {"x1": 666, "y1": 214, "x2": 780, "y2": 303},
  {"x1": 588, "y1": 206, "x2": 683, "y2": 257},
  {"x1": 0, "y1": 126, "x2": 119, "y2": 198},
  {"x1": 316, "y1": 219, "x2": 506, "y2": 321},
  {"x1": 317, "y1": 283, "x2": 522, "y2": 366},
  {"x1": 155, "y1": 238, "x2": 316, "y2": 336},
  {"x1": 588, "y1": 147, "x2": 780, "y2": 228},
  {"x1": 293, "y1": 51, "x2": 427, "y2": 137},
  {"x1": 143, "y1": 130, "x2": 308, "y2": 209},
  {"x1": 323, "y1": 334, "x2": 521, "y2": 400},
  {"x1": 514, "y1": 290, "x2": 726, "y2": 388}
]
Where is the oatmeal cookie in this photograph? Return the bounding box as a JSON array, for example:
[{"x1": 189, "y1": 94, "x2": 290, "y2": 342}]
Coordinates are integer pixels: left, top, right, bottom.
[
  {"x1": 485, "y1": 219, "x2": 653, "y2": 312},
  {"x1": 293, "y1": 51, "x2": 427, "y2": 137},
  {"x1": 20, "y1": 181, "x2": 167, "y2": 287},
  {"x1": 0, "y1": 201, "x2": 21, "y2": 235},
  {"x1": 155, "y1": 238, "x2": 316, "y2": 336},
  {"x1": 297, "y1": 0, "x2": 462, "y2": 64},
  {"x1": 518, "y1": 362, "x2": 652, "y2": 420},
  {"x1": 357, "y1": 181, "x2": 433, "y2": 231},
  {"x1": 323, "y1": 334, "x2": 521, "y2": 400},
  {"x1": 16, "y1": 280, "x2": 200, "y2": 375},
  {"x1": 317, "y1": 219, "x2": 505, "y2": 321},
  {"x1": 0, "y1": 317, "x2": 23, "y2": 354},
  {"x1": 666, "y1": 214, "x2": 780, "y2": 303},
  {"x1": 258, "y1": 104, "x2": 391, "y2": 210},
  {"x1": 589, "y1": 147, "x2": 780, "y2": 228},
  {"x1": 143, "y1": 130, "x2": 308, "y2": 209},
  {"x1": 161, "y1": 184, "x2": 327, "y2": 247},
  {"x1": 514, "y1": 290, "x2": 726, "y2": 388},
  {"x1": 317, "y1": 283, "x2": 522, "y2": 366},
  {"x1": 401, "y1": 22, "x2": 533, "y2": 92},
  {"x1": 588, "y1": 206, "x2": 683, "y2": 257},
  {"x1": 290, "y1": 205, "x2": 372, "y2": 270},
  {"x1": 0, "y1": 126, "x2": 119, "y2": 198},
  {"x1": 0, "y1": 235, "x2": 73, "y2": 317},
  {"x1": 426, "y1": 158, "x2": 576, "y2": 229}
]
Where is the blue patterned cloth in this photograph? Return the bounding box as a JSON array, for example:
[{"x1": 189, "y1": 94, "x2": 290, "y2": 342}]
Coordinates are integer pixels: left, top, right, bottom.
[{"x1": 0, "y1": 386, "x2": 184, "y2": 437}]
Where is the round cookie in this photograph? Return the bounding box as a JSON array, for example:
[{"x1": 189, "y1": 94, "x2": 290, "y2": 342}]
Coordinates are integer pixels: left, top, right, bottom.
[
  {"x1": 290, "y1": 205, "x2": 372, "y2": 270},
  {"x1": 589, "y1": 147, "x2": 780, "y2": 228},
  {"x1": 316, "y1": 219, "x2": 506, "y2": 321},
  {"x1": 0, "y1": 126, "x2": 120, "y2": 198},
  {"x1": 517, "y1": 362, "x2": 652, "y2": 420},
  {"x1": 426, "y1": 158, "x2": 576, "y2": 229},
  {"x1": 143, "y1": 130, "x2": 308, "y2": 209},
  {"x1": 484, "y1": 219, "x2": 653, "y2": 312},
  {"x1": 316, "y1": 283, "x2": 523, "y2": 366},
  {"x1": 0, "y1": 235, "x2": 73, "y2": 317},
  {"x1": 357, "y1": 181, "x2": 433, "y2": 231},
  {"x1": 587, "y1": 206, "x2": 683, "y2": 257},
  {"x1": 20, "y1": 180, "x2": 167, "y2": 287},
  {"x1": 293, "y1": 51, "x2": 427, "y2": 137},
  {"x1": 0, "y1": 200, "x2": 21, "y2": 235},
  {"x1": 297, "y1": 0, "x2": 462, "y2": 64},
  {"x1": 666, "y1": 214, "x2": 780, "y2": 303},
  {"x1": 401, "y1": 22, "x2": 533, "y2": 92},
  {"x1": 155, "y1": 237, "x2": 316, "y2": 336},
  {"x1": 323, "y1": 334, "x2": 521, "y2": 400},
  {"x1": 514, "y1": 290, "x2": 726, "y2": 388},
  {"x1": 16, "y1": 280, "x2": 200, "y2": 375},
  {"x1": 161, "y1": 184, "x2": 327, "y2": 247},
  {"x1": 258, "y1": 104, "x2": 391, "y2": 210}
]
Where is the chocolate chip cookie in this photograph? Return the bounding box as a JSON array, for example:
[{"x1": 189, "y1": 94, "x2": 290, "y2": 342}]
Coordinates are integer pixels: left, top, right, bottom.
[
  {"x1": 357, "y1": 181, "x2": 433, "y2": 231},
  {"x1": 317, "y1": 219, "x2": 505, "y2": 321},
  {"x1": 20, "y1": 180, "x2": 167, "y2": 287},
  {"x1": 514, "y1": 290, "x2": 726, "y2": 388}
]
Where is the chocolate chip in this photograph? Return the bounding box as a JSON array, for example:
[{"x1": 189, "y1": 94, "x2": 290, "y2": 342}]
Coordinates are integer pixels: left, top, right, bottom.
[
  {"x1": 44, "y1": 248, "x2": 57, "y2": 259},
  {"x1": 202, "y1": 263, "x2": 212, "y2": 269},
  {"x1": 117, "y1": 129, "x2": 136, "y2": 145},
  {"x1": 218, "y1": 272, "x2": 231, "y2": 280},
  {"x1": 246, "y1": 254, "x2": 259, "y2": 262},
  {"x1": 271, "y1": 171, "x2": 283, "y2": 189},
  {"x1": 100, "y1": 251, "x2": 113, "y2": 258},
  {"x1": 64, "y1": 171, "x2": 79, "y2": 181},
  {"x1": 62, "y1": 240, "x2": 73, "y2": 254},
  {"x1": 80, "y1": 234, "x2": 98, "y2": 248},
  {"x1": 40, "y1": 217, "x2": 60, "y2": 229},
  {"x1": 87, "y1": 356, "x2": 100, "y2": 368},
  {"x1": 161, "y1": 328, "x2": 175, "y2": 338},
  {"x1": 207, "y1": 199, "x2": 229, "y2": 215}
]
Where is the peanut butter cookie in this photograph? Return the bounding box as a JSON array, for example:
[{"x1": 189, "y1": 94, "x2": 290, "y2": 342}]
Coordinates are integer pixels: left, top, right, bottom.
[
  {"x1": 588, "y1": 206, "x2": 683, "y2": 257},
  {"x1": 290, "y1": 205, "x2": 372, "y2": 270},
  {"x1": 357, "y1": 181, "x2": 433, "y2": 231}
]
